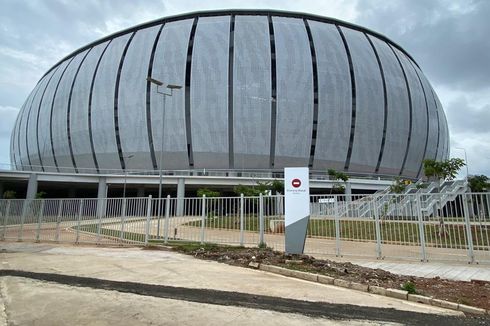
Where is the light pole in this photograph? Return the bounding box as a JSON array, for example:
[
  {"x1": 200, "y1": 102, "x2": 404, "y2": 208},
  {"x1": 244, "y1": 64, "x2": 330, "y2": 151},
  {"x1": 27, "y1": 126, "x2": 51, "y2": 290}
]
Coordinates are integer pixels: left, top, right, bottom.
[
  {"x1": 454, "y1": 147, "x2": 469, "y2": 180},
  {"x1": 147, "y1": 77, "x2": 182, "y2": 238},
  {"x1": 122, "y1": 154, "x2": 134, "y2": 199}
]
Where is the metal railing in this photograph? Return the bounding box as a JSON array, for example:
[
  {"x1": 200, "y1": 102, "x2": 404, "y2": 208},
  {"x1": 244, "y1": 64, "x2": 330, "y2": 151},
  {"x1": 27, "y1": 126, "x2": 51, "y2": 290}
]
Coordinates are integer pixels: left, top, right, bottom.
[
  {"x1": 0, "y1": 192, "x2": 488, "y2": 263},
  {"x1": 0, "y1": 162, "x2": 405, "y2": 182}
]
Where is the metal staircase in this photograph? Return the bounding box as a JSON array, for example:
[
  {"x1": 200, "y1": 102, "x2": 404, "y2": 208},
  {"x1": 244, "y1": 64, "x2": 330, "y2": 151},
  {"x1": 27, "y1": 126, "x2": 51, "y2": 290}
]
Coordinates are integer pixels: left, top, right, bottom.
[{"x1": 354, "y1": 179, "x2": 468, "y2": 218}]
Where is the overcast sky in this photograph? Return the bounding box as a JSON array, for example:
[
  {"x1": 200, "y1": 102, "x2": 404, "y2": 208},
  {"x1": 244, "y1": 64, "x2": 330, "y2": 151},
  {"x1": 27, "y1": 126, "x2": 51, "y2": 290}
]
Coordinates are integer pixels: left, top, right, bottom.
[{"x1": 1, "y1": 0, "x2": 489, "y2": 178}]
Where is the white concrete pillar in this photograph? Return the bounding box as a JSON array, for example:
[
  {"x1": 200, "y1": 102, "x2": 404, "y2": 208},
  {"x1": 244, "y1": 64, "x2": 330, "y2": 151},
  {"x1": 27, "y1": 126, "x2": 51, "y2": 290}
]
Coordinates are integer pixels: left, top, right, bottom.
[
  {"x1": 97, "y1": 177, "x2": 107, "y2": 217},
  {"x1": 176, "y1": 178, "x2": 185, "y2": 216},
  {"x1": 345, "y1": 182, "x2": 352, "y2": 197},
  {"x1": 345, "y1": 181, "x2": 352, "y2": 217},
  {"x1": 26, "y1": 173, "x2": 38, "y2": 200},
  {"x1": 97, "y1": 177, "x2": 107, "y2": 198}
]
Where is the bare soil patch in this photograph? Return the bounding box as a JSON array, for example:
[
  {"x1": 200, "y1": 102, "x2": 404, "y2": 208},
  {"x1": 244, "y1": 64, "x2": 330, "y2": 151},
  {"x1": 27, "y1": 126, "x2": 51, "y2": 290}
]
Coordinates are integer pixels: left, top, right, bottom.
[{"x1": 162, "y1": 243, "x2": 490, "y2": 312}]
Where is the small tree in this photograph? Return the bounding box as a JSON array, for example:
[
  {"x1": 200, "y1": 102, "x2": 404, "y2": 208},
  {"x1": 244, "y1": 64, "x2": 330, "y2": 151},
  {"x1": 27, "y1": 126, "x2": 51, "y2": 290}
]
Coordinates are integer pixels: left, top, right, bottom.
[
  {"x1": 233, "y1": 185, "x2": 263, "y2": 197},
  {"x1": 389, "y1": 178, "x2": 407, "y2": 194},
  {"x1": 269, "y1": 180, "x2": 284, "y2": 195},
  {"x1": 387, "y1": 178, "x2": 407, "y2": 217},
  {"x1": 196, "y1": 188, "x2": 220, "y2": 198},
  {"x1": 423, "y1": 158, "x2": 465, "y2": 236},
  {"x1": 327, "y1": 169, "x2": 349, "y2": 194},
  {"x1": 3, "y1": 190, "x2": 16, "y2": 199},
  {"x1": 197, "y1": 188, "x2": 221, "y2": 218},
  {"x1": 468, "y1": 175, "x2": 490, "y2": 219},
  {"x1": 468, "y1": 175, "x2": 489, "y2": 193},
  {"x1": 234, "y1": 180, "x2": 284, "y2": 197},
  {"x1": 35, "y1": 191, "x2": 47, "y2": 199},
  {"x1": 423, "y1": 158, "x2": 465, "y2": 183}
]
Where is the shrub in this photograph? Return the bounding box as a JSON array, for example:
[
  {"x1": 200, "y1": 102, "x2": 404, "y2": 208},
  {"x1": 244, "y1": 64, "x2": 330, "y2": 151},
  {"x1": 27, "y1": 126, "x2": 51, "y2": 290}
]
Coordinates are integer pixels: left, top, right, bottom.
[
  {"x1": 3, "y1": 190, "x2": 16, "y2": 199},
  {"x1": 401, "y1": 281, "x2": 417, "y2": 294}
]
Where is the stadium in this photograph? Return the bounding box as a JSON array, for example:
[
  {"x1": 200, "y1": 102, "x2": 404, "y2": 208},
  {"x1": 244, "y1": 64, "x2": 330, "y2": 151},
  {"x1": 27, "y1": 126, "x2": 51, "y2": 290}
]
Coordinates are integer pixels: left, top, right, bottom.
[{"x1": 10, "y1": 9, "x2": 448, "y2": 181}]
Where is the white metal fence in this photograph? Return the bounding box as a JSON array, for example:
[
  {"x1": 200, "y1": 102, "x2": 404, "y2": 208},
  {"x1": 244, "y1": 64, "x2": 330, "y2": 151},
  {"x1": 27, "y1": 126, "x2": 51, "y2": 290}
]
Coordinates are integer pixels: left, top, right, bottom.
[{"x1": 0, "y1": 193, "x2": 488, "y2": 263}]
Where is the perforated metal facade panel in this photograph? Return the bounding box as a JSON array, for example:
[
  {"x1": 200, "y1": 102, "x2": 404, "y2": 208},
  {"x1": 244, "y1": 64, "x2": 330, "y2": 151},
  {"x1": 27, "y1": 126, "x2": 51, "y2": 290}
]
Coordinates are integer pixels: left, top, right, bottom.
[
  {"x1": 30, "y1": 66, "x2": 65, "y2": 171},
  {"x1": 233, "y1": 15, "x2": 271, "y2": 169},
  {"x1": 118, "y1": 26, "x2": 160, "y2": 170},
  {"x1": 69, "y1": 42, "x2": 109, "y2": 172},
  {"x1": 12, "y1": 10, "x2": 448, "y2": 179},
  {"x1": 16, "y1": 85, "x2": 39, "y2": 169},
  {"x1": 190, "y1": 16, "x2": 230, "y2": 168},
  {"x1": 151, "y1": 20, "x2": 192, "y2": 169},
  {"x1": 273, "y1": 17, "x2": 313, "y2": 167},
  {"x1": 394, "y1": 48, "x2": 428, "y2": 178},
  {"x1": 51, "y1": 50, "x2": 88, "y2": 172},
  {"x1": 308, "y1": 21, "x2": 351, "y2": 171},
  {"x1": 91, "y1": 35, "x2": 131, "y2": 172},
  {"x1": 435, "y1": 95, "x2": 449, "y2": 160},
  {"x1": 341, "y1": 27, "x2": 384, "y2": 173},
  {"x1": 415, "y1": 66, "x2": 439, "y2": 162},
  {"x1": 370, "y1": 36, "x2": 410, "y2": 175}
]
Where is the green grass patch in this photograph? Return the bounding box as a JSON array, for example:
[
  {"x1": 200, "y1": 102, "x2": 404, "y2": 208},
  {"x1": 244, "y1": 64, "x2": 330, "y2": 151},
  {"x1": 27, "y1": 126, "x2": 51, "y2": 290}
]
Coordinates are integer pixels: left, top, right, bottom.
[{"x1": 184, "y1": 216, "x2": 489, "y2": 249}]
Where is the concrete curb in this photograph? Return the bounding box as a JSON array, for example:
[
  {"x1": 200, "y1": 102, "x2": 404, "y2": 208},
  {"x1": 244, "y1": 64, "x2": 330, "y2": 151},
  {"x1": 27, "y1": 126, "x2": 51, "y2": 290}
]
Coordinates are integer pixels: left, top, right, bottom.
[{"x1": 258, "y1": 264, "x2": 488, "y2": 316}]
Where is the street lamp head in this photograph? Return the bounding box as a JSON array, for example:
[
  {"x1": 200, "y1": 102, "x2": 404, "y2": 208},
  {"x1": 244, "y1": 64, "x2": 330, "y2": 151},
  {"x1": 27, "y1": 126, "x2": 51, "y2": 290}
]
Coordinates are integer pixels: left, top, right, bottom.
[
  {"x1": 126, "y1": 154, "x2": 135, "y2": 159},
  {"x1": 167, "y1": 84, "x2": 182, "y2": 89},
  {"x1": 147, "y1": 76, "x2": 163, "y2": 86}
]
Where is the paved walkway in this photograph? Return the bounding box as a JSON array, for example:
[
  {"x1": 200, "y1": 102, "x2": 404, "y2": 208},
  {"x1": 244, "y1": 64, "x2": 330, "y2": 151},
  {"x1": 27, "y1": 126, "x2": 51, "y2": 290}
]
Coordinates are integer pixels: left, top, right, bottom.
[
  {"x1": 330, "y1": 258, "x2": 490, "y2": 282},
  {"x1": 0, "y1": 242, "x2": 475, "y2": 325}
]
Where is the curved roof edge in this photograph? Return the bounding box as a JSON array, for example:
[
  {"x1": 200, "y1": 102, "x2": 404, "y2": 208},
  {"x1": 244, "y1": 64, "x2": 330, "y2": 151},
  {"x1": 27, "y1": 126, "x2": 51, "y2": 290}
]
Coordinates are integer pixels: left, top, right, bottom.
[{"x1": 39, "y1": 9, "x2": 419, "y2": 82}]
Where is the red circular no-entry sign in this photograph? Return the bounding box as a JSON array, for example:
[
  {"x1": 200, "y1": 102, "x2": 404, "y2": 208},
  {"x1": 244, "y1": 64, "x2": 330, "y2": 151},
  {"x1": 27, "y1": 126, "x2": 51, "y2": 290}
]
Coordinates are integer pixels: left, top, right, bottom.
[{"x1": 292, "y1": 178, "x2": 302, "y2": 188}]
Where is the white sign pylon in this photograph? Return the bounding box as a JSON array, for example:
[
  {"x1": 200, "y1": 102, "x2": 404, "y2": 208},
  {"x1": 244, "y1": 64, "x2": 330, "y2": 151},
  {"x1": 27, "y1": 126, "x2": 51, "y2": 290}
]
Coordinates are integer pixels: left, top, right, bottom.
[{"x1": 284, "y1": 167, "x2": 310, "y2": 254}]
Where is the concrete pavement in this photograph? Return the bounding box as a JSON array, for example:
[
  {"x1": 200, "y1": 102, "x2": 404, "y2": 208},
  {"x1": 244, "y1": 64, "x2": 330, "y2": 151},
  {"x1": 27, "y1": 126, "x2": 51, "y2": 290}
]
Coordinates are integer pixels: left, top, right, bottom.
[
  {"x1": 0, "y1": 242, "x2": 481, "y2": 325},
  {"x1": 326, "y1": 257, "x2": 490, "y2": 282}
]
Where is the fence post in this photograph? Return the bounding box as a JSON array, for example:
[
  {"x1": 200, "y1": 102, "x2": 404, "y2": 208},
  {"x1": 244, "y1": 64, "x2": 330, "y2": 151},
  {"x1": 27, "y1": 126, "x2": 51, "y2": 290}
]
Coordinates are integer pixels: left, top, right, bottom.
[
  {"x1": 462, "y1": 194, "x2": 475, "y2": 264},
  {"x1": 200, "y1": 195, "x2": 206, "y2": 244},
  {"x1": 259, "y1": 193, "x2": 264, "y2": 246},
  {"x1": 164, "y1": 195, "x2": 170, "y2": 243},
  {"x1": 96, "y1": 198, "x2": 104, "y2": 245},
  {"x1": 372, "y1": 199, "x2": 382, "y2": 259},
  {"x1": 144, "y1": 195, "x2": 152, "y2": 245},
  {"x1": 120, "y1": 198, "x2": 127, "y2": 244},
  {"x1": 76, "y1": 199, "x2": 83, "y2": 244},
  {"x1": 35, "y1": 201, "x2": 45, "y2": 243},
  {"x1": 55, "y1": 200, "x2": 63, "y2": 242},
  {"x1": 157, "y1": 196, "x2": 162, "y2": 238},
  {"x1": 240, "y1": 194, "x2": 244, "y2": 246},
  {"x1": 19, "y1": 199, "x2": 29, "y2": 241},
  {"x1": 416, "y1": 193, "x2": 427, "y2": 262},
  {"x1": 485, "y1": 193, "x2": 490, "y2": 220},
  {"x1": 334, "y1": 197, "x2": 341, "y2": 257},
  {"x1": 2, "y1": 200, "x2": 11, "y2": 240}
]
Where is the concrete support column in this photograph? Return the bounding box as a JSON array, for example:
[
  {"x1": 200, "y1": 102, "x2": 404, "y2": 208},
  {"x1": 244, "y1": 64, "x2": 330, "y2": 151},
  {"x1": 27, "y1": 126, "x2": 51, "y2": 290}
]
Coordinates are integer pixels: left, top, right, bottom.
[
  {"x1": 0, "y1": 182, "x2": 4, "y2": 199},
  {"x1": 97, "y1": 177, "x2": 107, "y2": 217},
  {"x1": 176, "y1": 178, "x2": 185, "y2": 216},
  {"x1": 26, "y1": 173, "x2": 38, "y2": 200},
  {"x1": 137, "y1": 187, "x2": 145, "y2": 197},
  {"x1": 345, "y1": 181, "x2": 352, "y2": 216},
  {"x1": 345, "y1": 182, "x2": 352, "y2": 197}
]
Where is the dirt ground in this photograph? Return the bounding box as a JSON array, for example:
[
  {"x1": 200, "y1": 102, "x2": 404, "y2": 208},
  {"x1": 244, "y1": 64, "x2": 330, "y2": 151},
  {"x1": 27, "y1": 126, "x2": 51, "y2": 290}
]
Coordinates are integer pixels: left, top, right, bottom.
[{"x1": 163, "y1": 244, "x2": 490, "y2": 311}]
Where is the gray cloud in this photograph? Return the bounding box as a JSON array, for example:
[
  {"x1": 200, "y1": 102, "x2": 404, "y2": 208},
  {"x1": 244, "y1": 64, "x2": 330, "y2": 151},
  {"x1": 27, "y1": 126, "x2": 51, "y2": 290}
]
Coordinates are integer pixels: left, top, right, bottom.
[
  {"x1": 0, "y1": 0, "x2": 167, "y2": 107},
  {"x1": 446, "y1": 96, "x2": 490, "y2": 134},
  {"x1": 0, "y1": 106, "x2": 19, "y2": 167},
  {"x1": 355, "y1": 0, "x2": 490, "y2": 92}
]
